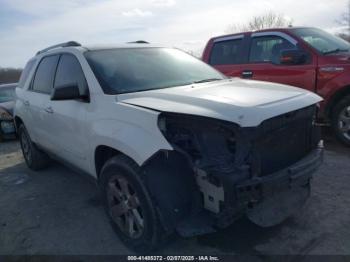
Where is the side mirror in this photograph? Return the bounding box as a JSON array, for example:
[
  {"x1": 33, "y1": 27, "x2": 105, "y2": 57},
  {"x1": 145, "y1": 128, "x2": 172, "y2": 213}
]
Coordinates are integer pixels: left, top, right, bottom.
[
  {"x1": 51, "y1": 83, "x2": 81, "y2": 101},
  {"x1": 279, "y1": 49, "x2": 308, "y2": 65}
]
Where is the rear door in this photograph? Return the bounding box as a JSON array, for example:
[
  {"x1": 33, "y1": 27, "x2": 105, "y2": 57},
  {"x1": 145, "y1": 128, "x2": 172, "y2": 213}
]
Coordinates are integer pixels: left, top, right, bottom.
[
  {"x1": 241, "y1": 32, "x2": 316, "y2": 91},
  {"x1": 25, "y1": 55, "x2": 59, "y2": 149},
  {"x1": 15, "y1": 59, "x2": 36, "y2": 130},
  {"x1": 207, "y1": 35, "x2": 247, "y2": 77}
]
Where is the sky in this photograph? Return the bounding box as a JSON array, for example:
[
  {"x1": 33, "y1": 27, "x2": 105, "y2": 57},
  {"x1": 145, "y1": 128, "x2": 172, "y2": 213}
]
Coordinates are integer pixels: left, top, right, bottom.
[{"x1": 0, "y1": 0, "x2": 348, "y2": 68}]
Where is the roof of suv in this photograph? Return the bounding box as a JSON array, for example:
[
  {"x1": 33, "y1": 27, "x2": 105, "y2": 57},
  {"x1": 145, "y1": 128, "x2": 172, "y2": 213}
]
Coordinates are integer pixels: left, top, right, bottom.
[
  {"x1": 84, "y1": 43, "x2": 164, "y2": 51},
  {"x1": 35, "y1": 41, "x2": 164, "y2": 57}
]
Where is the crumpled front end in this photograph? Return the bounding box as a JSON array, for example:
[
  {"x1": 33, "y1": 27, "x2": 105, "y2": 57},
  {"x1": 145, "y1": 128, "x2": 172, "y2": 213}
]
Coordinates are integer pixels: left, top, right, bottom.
[{"x1": 155, "y1": 104, "x2": 323, "y2": 236}]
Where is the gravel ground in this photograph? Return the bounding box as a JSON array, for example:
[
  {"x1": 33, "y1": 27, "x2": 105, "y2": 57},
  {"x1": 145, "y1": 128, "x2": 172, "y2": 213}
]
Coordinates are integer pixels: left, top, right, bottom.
[{"x1": 0, "y1": 131, "x2": 349, "y2": 256}]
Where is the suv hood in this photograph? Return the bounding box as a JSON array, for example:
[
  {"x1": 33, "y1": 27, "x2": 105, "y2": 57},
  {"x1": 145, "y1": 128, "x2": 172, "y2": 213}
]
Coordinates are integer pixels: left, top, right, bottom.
[{"x1": 118, "y1": 79, "x2": 322, "y2": 127}]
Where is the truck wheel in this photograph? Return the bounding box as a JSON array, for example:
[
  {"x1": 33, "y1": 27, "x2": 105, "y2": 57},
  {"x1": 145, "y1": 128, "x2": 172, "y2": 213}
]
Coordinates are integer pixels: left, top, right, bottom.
[
  {"x1": 18, "y1": 124, "x2": 50, "y2": 170},
  {"x1": 99, "y1": 155, "x2": 164, "y2": 252},
  {"x1": 332, "y1": 95, "x2": 350, "y2": 146}
]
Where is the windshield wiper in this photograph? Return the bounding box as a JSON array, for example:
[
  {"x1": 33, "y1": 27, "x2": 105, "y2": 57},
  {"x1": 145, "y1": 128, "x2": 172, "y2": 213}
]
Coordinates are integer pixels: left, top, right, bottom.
[
  {"x1": 193, "y1": 78, "x2": 222, "y2": 84},
  {"x1": 323, "y1": 48, "x2": 349, "y2": 55}
]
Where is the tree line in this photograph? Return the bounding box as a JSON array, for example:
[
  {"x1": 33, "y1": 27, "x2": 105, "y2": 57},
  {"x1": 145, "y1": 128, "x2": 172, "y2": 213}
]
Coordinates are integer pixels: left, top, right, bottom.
[{"x1": 0, "y1": 68, "x2": 22, "y2": 84}]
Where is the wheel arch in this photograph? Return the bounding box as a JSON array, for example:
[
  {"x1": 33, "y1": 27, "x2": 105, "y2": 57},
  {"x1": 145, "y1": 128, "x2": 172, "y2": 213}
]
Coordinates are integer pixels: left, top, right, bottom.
[
  {"x1": 95, "y1": 145, "x2": 199, "y2": 233},
  {"x1": 140, "y1": 150, "x2": 199, "y2": 233},
  {"x1": 14, "y1": 116, "x2": 24, "y2": 131},
  {"x1": 94, "y1": 145, "x2": 126, "y2": 178},
  {"x1": 325, "y1": 85, "x2": 350, "y2": 119}
]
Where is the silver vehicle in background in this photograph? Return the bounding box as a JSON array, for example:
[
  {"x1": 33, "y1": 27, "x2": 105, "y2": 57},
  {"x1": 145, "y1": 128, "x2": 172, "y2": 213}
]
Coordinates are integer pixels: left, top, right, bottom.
[{"x1": 0, "y1": 83, "x2": 17, "y2": 141}]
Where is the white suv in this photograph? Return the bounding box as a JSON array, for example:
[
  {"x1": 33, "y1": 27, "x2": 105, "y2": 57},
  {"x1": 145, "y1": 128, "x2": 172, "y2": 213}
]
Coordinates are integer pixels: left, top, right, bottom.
[{"x1": 15, "y1": 41, "x2": 323, "y2": 251}]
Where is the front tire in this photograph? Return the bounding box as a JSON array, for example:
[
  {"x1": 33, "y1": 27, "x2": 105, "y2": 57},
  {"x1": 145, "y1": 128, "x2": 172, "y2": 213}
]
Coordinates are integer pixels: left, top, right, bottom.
[
  {"x1": 18, "y1": 124, "x2": 50, "y2": 170},
  {"x1": 100, "y1": 155, "x2": 164, "y2": 252},
  {"x1": 332, "y1": 95, "x2": 350, "y2": 146}
]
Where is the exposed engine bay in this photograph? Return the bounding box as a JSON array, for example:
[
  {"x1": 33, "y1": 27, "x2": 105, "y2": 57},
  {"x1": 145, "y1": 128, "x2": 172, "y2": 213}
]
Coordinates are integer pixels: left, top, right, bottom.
[{"x1": 142, "y1": 105, "x2": 323, "y2": 236}]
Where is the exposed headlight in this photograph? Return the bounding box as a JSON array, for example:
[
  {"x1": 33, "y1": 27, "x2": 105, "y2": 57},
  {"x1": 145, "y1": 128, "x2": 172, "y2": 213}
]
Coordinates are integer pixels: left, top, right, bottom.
[
  {"x1": 158, "y1": 113, "x2": 238, "y2": 168},
  {"x1": 0, "y1": 108, "x2": 13, "y2": 120}
]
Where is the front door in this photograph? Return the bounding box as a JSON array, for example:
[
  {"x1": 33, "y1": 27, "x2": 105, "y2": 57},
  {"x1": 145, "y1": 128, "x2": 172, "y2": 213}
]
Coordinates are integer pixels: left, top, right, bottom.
[
  {"x1": 241, "y1": 33, "x2": 316, "y2": 92},
  {"x1": 42, "y1": 54, "x2": 90, "y2": 171}
]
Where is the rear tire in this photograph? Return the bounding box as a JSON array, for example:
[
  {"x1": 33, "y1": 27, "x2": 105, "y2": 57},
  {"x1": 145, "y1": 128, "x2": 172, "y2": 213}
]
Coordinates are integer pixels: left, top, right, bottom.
[
  {"x1": 99, "y1": 155, "x2": 164, "y2": 252},
  {"x1": 18, "y1": 124, "x2": 50, "y2": 170},
  {"x1": 331, "y1": 95, "x2": 350, "y2": 146}
]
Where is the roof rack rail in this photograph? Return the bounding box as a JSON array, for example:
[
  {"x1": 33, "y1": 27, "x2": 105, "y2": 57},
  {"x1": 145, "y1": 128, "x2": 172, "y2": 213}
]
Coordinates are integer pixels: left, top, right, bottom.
[
  {"x1": 128, "y1": 40, "x2": 149, "y2": 44},
  {"x1": 36, "y1": 41, "x2": 81, "y2": 55}
]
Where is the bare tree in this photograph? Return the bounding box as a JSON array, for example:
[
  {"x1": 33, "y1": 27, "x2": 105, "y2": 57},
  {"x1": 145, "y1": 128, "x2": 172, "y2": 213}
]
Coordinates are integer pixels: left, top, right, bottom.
[
  {"x1": 337, "y1": 33, "x2": 350, "y2": 42},
  {"x1": 226, "y1": 11, "x2": 292, "y2": 33},
  {"x1": 336, "y1": 0, "x2": 350, "y2": 40}
]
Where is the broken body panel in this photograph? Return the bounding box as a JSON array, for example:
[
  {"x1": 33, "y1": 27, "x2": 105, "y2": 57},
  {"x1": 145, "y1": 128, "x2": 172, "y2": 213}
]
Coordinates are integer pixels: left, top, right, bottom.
[
  {"x1": 15, "y1": 46, "x2": 324, "y2": 238},
  {"x1": 120, "y1": 83, "x2": 323, "y2": 236}
]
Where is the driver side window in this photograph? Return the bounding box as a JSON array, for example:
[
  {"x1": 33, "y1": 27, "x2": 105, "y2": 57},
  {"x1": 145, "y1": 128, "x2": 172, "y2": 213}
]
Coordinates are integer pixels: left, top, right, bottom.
[
  {"x1": 249, "y1": 36, "x2": 296, "y2": 64},
  {"x1": 54, "y1": 54, "x2": 88, "y2": 96}
]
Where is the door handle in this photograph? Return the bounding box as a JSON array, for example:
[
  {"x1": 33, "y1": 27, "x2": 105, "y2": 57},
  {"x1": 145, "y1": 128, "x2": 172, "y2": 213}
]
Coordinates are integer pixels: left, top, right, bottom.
[
  {"x1": 44, "y1": 107, "x2": 54, "y2": 114},
  {"x1": 23, "y1": 100, "x2": 30, "y2": 106},
  {"x1": 241, "y1": 70, "x2": 253, "y2": 78}
]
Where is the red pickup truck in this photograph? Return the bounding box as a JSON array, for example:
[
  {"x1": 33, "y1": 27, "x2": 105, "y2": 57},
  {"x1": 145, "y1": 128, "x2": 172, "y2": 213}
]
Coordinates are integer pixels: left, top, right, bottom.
[{"x1": 203, "y1": 27, "x2": 350, "y2": 146}]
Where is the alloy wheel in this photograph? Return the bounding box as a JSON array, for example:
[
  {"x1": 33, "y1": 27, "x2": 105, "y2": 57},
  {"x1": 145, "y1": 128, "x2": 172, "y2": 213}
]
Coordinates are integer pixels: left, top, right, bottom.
[
  {"x1": 338, "y1": 105, "x2": 350, "y2": 140},
  {"x1": 107, "y1": 175, "x2": 144, "y2": 239}
]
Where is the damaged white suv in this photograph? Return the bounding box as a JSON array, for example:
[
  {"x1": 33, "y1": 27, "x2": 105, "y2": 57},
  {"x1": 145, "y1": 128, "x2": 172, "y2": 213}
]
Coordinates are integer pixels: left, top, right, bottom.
[{"x1": 15, "y1": 41, "x2": 323, "y2": 251}]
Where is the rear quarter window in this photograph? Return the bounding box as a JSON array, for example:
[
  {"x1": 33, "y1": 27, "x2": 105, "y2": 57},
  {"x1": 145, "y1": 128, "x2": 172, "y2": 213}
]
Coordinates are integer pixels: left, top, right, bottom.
[{"x1": 18, "y1": 60, "x2": 36, "y2": 88}]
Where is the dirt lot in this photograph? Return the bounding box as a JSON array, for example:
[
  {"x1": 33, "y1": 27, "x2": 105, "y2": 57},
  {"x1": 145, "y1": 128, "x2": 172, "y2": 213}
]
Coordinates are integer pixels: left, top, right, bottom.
[{"x1": 0, "y1": 131, "x2": 350, "y2": 256}]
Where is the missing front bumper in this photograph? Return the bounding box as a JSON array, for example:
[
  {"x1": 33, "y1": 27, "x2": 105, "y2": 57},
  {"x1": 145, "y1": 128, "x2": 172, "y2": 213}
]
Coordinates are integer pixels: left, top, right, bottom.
[
  {"x1": 217, "y1": 144, "x2": 324, "y2": 228},
  {"x1": 236, "y1": 145, "x2": 323, "y2": 202}
]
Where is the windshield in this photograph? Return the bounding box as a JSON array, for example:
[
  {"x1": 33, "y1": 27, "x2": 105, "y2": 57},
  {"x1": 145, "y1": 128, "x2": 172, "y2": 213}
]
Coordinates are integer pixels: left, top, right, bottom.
[
  {"x1": 0, "y1": 87, "x2": 15, "y2": 103},
  {"x1": 84, "y1": 48, "x2": 225, "y2": 94},
  {"x1": 292, "y1": 28, "x2": 350, "y2": 55}
]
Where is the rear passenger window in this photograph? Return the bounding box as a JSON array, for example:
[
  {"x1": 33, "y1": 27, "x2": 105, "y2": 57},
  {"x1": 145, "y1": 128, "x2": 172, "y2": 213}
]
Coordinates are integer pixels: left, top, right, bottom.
[
  {"x1": 249, "y1": 36, "x2": 296, "y2": 63},
  {"x1": 18, "y1": 60, "x2": 36, "y2": 88},
  {"x1": 209, "y1": 39, "x2": 243, "y2": 65},
  {"x1": 32, "y1": 55, "x2": 59, "y2": 94},
  {"x1": 54, "y1": 54, "x2": 88, "y2": 95}
]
